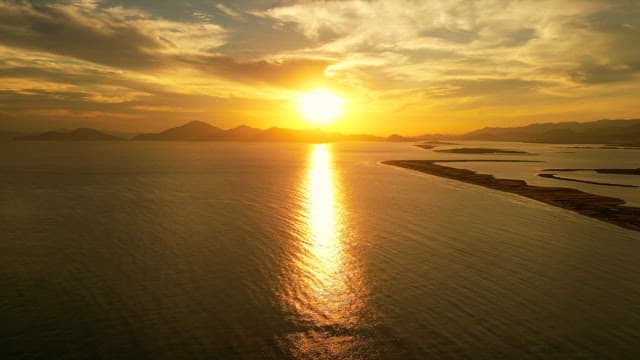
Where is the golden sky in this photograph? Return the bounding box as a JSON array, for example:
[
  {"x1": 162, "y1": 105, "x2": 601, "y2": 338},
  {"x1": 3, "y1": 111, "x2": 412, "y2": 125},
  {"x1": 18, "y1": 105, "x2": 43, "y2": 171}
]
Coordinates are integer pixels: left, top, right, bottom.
[{"x1": 1, "y1": 0, "x2": 639, "y2": 135}]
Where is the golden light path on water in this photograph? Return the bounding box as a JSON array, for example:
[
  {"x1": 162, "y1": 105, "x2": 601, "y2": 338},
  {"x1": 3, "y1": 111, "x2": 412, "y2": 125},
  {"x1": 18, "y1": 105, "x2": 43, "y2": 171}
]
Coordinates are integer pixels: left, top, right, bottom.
[{"x1": 283, "y1": 144, "x2": 366, "y2": 357}]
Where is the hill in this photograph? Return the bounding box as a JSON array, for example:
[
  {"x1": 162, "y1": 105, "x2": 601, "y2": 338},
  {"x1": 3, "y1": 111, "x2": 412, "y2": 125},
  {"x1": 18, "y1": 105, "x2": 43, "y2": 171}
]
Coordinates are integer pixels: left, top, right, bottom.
[
  {"x1": 132, "y1": 121, "x2": 383, "y2": 143},
  {"x1": 13, "y1": 118, "x2": 640, "y2": 145},
  {"x1": 16, "y1": 128, "x2": 122, "y2": 141},
  {"x1": 223, "y1": 125, "x2": 263, "y2": 140},
  {"x1": 133, "y1": 120, "x2": 226, "y2": 141},
  {"x1": 459, "y1": 119, "x2": 640, "y2": 144}
]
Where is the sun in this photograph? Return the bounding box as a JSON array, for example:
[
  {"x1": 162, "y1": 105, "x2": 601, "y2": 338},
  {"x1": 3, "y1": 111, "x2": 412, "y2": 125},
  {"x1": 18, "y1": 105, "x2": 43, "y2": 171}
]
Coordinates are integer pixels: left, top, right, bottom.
[{"x1": 297, "y1": 89, "x2": 345, "y2": 125}]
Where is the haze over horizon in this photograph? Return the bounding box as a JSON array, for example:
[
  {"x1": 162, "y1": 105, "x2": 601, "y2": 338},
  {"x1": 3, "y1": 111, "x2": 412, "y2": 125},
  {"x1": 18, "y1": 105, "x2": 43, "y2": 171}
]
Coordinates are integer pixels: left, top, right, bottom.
[{"x1": 1, "y1": 0, "x2": 639, "y2": 135}]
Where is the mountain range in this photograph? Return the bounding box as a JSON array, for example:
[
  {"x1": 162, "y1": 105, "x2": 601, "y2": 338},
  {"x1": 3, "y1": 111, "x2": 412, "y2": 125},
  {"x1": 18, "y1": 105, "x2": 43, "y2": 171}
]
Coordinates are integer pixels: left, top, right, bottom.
[
  {"x1": 16, "y1": 128, "x2": 122, "y2": 141},
  {"x1": 457, "y1": 119, "x2": 640, "y2": 144},
  {"x1": 132, "y1": 121, "x2": 382, "y2": 142},
  {"x1": 12, "y1": 118, "x2": 640, "y2": 145}
]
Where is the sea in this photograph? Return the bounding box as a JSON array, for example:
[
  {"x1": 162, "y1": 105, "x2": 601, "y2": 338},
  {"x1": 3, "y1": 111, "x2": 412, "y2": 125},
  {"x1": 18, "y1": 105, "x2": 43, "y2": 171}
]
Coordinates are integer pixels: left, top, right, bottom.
[{"x1": 1, "y1": 140, "x2": 639, "y2": 359}]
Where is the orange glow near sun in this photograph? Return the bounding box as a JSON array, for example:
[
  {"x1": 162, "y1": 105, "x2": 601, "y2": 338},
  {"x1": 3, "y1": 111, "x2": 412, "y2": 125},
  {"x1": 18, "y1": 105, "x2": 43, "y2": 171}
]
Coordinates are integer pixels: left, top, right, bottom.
[{"x1": 297, "y1": 89, "x2": 345, "y2": 125}]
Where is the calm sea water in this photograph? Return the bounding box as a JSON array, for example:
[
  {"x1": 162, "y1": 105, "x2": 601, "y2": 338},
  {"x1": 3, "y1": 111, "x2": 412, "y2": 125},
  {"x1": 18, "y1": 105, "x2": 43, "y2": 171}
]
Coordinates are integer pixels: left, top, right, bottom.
[{"x1": 1, "y1": 141, "x2": 639, "y2": 359}]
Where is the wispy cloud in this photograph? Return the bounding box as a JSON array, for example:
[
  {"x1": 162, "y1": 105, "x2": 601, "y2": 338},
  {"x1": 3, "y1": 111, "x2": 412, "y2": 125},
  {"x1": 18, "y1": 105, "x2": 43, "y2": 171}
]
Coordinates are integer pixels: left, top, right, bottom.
[{"x1": 216, "y1": 3, "x2": 244, "y2": 21}]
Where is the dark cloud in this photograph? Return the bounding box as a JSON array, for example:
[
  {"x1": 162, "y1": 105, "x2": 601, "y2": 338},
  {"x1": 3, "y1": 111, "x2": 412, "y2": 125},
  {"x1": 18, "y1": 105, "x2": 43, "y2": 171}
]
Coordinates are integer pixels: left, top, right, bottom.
[
  {"x1": 499, "y1": 28, "x2": 538, "y2": 47},
  {"x1": 0, "y1": 1, "x2": 330, "y2": 89},
  {"x1": 426, "y1": 78, "x2": 549, "y2": 98},
  {"x1": 0, "y1": 89, "x2": 130, "y2": 112},
  {"x1": 0, "y1": 1, "x2": 166, "y2": 70},
  {"x1": 182, "y1": 56, "x2": 331, "y2": 88},
  {"x1": 0, "y1": 66, "x2": 127, "y2": 88},
  {"x1": 420, "y1": 25, "x2": 536, "y2": 48},
  {"x1": 420, "y1": 28, "x2": 478, "y2": 44},
  {"x1": 569, "y1": 62, "x2": 638, "y2": 84},
  {"x1": 0, "y1": 85, "x2": 262, "y2": 116},
  {"x1": 569, "y1": 1, "x2": 640, "y2": 83}
]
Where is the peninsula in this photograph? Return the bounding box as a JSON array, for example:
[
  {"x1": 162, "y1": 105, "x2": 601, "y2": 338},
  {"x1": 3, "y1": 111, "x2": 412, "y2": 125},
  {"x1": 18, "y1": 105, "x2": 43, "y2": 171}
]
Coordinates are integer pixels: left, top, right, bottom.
[{"x1": 383, "y1": 160, "x2": 640, "y2": 232}]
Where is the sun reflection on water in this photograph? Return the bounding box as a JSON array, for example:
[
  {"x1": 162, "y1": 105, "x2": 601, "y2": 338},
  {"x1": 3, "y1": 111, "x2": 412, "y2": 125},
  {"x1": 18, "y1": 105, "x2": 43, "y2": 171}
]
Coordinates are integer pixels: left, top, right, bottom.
[
  {"x1": 281, "y1": 144, "x2": 366, "y2": 357},
  {"x1": 305, "y1": 144, "x2": 348, "y2": 323}
]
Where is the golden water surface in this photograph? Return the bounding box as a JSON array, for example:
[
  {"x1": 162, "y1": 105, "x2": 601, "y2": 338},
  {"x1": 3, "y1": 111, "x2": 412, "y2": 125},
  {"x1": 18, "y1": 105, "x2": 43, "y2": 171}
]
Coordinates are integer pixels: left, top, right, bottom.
[{"x1": 282, "y1": 144, "x2": 367, "y2": 357}]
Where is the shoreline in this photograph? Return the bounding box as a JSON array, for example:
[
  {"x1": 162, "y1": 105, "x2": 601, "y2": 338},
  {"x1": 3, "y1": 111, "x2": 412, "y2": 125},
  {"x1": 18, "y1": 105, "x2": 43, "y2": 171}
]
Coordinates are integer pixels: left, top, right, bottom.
[
  {"x1": 543, "y1": 168, "x2": 640, "y2": 175},
  {"x1": 382, "y1": 160, "x2": 640, "y2": 232},
  {"x1": 538, "y1": 173, "x2": 638, "y2": 188},
  {"x1": 433, "y1": 147, "x2": 531, "y2": 155}
]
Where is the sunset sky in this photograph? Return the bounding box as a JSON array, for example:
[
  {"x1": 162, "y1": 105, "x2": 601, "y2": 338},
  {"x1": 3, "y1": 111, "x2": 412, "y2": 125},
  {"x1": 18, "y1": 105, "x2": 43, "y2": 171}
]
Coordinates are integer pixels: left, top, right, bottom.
[{"x1": 1, "y1": 0, "x2": 639, "y2": 135}]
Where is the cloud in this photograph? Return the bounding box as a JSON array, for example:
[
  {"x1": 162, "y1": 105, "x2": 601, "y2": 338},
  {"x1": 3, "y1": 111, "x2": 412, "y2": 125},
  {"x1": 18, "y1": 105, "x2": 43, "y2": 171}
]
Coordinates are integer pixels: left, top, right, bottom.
[
  {"x1": 255, "y1": 0, "x2": 640, "y2": 87},
  {"x1": 182, "y1": 55, "x2": 331, "y2": 88},
  {"x1": 498, "y1": 28, "x2": 538, "y2": 47},
  {"x1": 570, "y1": 62, "x2": 638, "y2": 84},
  {"x1": 565, "y1": 1, "x2": 640, "y2": 83},
  {"x1": 420, "y1": 28, "x2": 478, "y2": 44},
  {"x1": 0, "y1": 0, "x2": 226, "y2": 70},
  {"x1": 1, "y1": 0, "x2": 640, "y2": 133},
  {"x1": 0, "y1": 1, "x2": 332, "y2": 89},
  {"x1": 428, "y1": 78, "x2": 549, "y2": 98},
  {"x1": 216, "y1": 3, "x2": 244, "y2": 21}
]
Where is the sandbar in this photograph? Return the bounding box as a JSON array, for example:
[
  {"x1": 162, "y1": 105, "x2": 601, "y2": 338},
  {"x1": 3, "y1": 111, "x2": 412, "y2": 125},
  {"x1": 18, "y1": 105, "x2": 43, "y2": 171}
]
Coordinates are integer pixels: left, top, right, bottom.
[
  {"x1": 433, "y1": 147, "x2": 530, "y2": 155},
  {"x1": 543, "y1": 168, "x2": 640, "y2": 175},
  {"x1": 538, "y1": 173, "x2": 638, "y2": 188},
  {"x1": 383, "y1": 160, "x2": 640, "y2": 232}
]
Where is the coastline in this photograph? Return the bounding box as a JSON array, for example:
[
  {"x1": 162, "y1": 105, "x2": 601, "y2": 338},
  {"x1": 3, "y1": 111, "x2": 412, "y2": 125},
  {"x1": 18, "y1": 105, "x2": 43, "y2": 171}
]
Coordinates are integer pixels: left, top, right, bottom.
[
  {"x1": 433, "y1": 147, "x2": 530, "y2": 154},
  {"x1": 383, "y1": 160, "x2": 640, "y2": 232},
  {"x1": 538, "y1": 173, "x2": 639, "y2": 188},
  {"x1": 543, "y1": 168, "x2": 640, "y2": 175}
]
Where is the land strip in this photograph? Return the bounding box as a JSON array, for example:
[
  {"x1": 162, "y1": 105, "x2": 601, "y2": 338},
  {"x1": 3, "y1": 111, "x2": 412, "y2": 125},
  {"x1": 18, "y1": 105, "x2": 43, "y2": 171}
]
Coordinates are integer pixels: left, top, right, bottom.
[{"x1": 383, "y1": 160, "x2": 640, "y2": 232}]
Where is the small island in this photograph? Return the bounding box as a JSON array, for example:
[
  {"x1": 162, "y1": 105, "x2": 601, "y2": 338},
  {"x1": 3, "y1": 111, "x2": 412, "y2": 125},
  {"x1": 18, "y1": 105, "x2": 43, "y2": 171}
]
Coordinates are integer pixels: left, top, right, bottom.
[
  {"x1": 433, "y1": 147, "x2": 531, "y2": 155},
  {"x1": 383, "y1": 160, "x2": 640, "y2": 232},
  {"x1": 416, "y1": 144, "x2": 437, "y2": 150},
  {"x1": 415, "y1": 141, "x2": 460, "y2": 150}
]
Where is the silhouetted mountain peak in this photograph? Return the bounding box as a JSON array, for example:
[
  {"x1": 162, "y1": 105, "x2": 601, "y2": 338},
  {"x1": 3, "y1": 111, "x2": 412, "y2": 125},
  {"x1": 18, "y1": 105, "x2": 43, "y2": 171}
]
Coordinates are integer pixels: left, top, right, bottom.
[
  {"x1": 134, "y1": 120, "x2": 224, "y2": 141},
  {"x1": 225, "y1": 125, "x2": 262, "y2": 139},
  {"x1": 230, "y1": 125, "x2": 254, "y2": 131},
  {"x1": 131, "y1": 121, "x2": 381, "y2": 143},
  {"x1": 182, "y1": 120, "x2": 218, "y2": 129}
]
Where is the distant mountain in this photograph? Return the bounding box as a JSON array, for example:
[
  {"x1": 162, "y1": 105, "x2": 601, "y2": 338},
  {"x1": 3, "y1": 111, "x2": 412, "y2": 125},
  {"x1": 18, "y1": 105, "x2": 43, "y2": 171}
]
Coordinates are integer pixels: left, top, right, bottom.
[
  {"x1": 133, "y1": 120, "x2": 225, "y2": 141},
  {"x1": 16, "y1": 128, "x2": 122, "y2": 141},
  {"x1": 459, "y1": 119, "x2": 640, "y2": 144},
  {"x1": 338, "y1": 133, "x2": 382, "y2": 142},
  {"x1": 15, "y1": 118, "x2": 640, "y2": 144},
  {"x1": 251, "y1": 127, "x2": 327, "y2": 142},
  {"x1": 223, "y1": 125, "x2": 262, "y2": 140},
  {"x1": 387, "y1": 134, "x2": 411, "y2": 142},
  {"x1": 132, "y1": 121, "x2": 384, "y2": 143}
]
